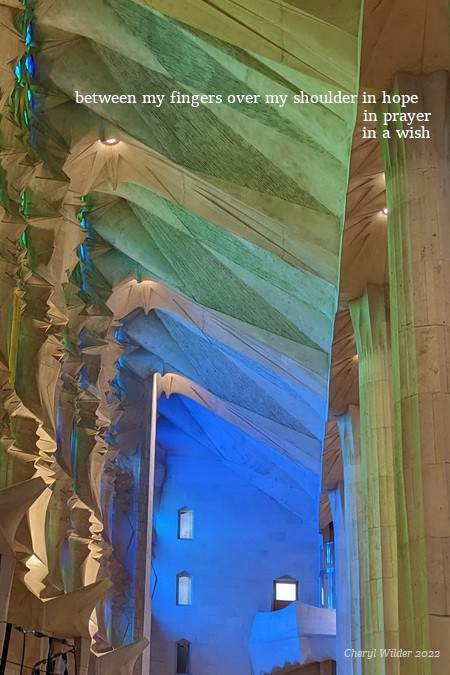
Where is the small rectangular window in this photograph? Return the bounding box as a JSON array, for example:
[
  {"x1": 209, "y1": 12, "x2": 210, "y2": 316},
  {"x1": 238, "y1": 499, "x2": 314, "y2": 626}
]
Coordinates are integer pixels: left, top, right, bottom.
[
  {"x1": 178, "y1": 508, "x2": 193, "y2": 539},
  {"x1": 177, "y1": 573, "x2": 191, "y2": 605},
  {"x1": 176, "y1": 640, "x2": 190, "y2": 674},
  {"x1": 275, "y1": 581, "x2": 297, "y2": 601}
]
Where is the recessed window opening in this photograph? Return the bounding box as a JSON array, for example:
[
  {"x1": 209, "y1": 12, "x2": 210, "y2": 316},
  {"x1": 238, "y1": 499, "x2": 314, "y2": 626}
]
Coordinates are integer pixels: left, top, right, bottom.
[
  {"x1": 275, "y1": 581, "x2": 298, "y2": 601},
  {"x1": 176, "y1": 572, "x2": 192, "y2": 605},
  {"x1": 178, "y1": 507, "x2": 193, "y2": 539},
  {"x1": 176, "y1": 639, "x2": 190, "y2": 674},
  {"x1": 273, "y1": 576, "x2": 298, "y2": 610}
]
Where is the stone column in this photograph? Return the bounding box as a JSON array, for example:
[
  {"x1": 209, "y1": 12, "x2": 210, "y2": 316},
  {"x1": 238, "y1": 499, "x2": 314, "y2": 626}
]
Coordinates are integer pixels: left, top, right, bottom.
[
  {"x1": 349, "y1": 284, "x2": 399, "y2": 673},
  {"x1": 336, "y1": 406, "x2": 363, "y2": 675},
  {"x1": 377, "y1": 70, "x2": 450, "y2": 671},
  {"x1": 133, "y1": 374, "x2": 157, "y2": 674}
]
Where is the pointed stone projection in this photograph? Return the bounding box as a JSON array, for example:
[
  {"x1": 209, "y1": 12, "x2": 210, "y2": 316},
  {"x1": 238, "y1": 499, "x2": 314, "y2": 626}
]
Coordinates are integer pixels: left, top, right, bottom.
[
  {"x1": 8, "y1": 578, "x2": 111, "y2": 638},
  {"x1": 90, "y1": 638, "x2": 150, "y2": 675},
  {"x1": 0, "y1": 478, "x2": 47, "y2": 558},
  {"x1": 0, "y1": 478, "x2": 47, "y2": 651}
]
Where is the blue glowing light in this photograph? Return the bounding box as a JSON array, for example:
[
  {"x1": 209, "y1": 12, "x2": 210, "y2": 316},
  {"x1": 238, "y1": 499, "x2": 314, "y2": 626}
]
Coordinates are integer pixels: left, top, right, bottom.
[
  {"x1": 78, "y1": 204, "x2": 89, "y2": 229},
  {"x1": 320, "y1": 542, "x2": 335, "y2": 610},
  {"x1": 27, "y1": 88, "x2": 34, "y2": 109},
  {"x1": 61, "y1": 539, "x2": 70, "y2": 591},
  {"x1": 79, "y1": 244, "x2": 86, "y2": 261},
  {"x1": 55, "y1": 405, "x2": 64, "y2": 467},
  {"x1": 25, "y1": 55, "x2": 35, "y2": 76},
  {"x1": 14, "y1": 61, "x2": 22, "y2": 81},
  {"x1": 69, "y1": 421, "x2": 78, "y2": 478},
  {"x1": 79, "y1": 369, "x2": 89, "y2": 390},
  {"x1": 25, "y1": 24, "x2": 32, "y2": 46}
]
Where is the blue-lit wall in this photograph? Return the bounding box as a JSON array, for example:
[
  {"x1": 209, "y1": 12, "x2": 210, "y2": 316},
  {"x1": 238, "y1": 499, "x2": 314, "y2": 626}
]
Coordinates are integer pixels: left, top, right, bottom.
[{"x1": 150, "y1": 451, "x2": 321, "y2": 674}]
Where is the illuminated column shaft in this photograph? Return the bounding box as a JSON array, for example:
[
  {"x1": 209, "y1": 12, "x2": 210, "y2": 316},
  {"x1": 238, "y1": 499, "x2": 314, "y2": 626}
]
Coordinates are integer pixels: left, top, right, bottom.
[
  {"x1": 350, "y1": 284, "x2": 399, "y2": 674},
  {"x1": 328, "y1": 482, "x2": 348, "y2": 675},
  {"x1": 378, "y1": 71, "x2": 450, "y2": 672},
  {"x1": 336, "y1": 406, "x2": 363, "y2": 675},
  {"x1": 135, "y1": 374, "x2": 158, "y2": 673}
]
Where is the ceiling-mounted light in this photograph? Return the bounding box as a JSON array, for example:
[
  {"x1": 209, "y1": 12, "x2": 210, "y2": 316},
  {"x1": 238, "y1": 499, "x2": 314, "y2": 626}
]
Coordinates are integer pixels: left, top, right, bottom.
[
  {"x1": 101, "y1": 137, "x2": 119, "y2": 145},
  {"x1": 382, "y1": 207, "x2": 389, "y2": 215}
]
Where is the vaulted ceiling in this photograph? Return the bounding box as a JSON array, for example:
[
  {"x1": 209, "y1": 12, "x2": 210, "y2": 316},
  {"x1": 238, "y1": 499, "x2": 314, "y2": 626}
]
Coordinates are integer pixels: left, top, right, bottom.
[{"x1": 29, "y1": 0, "x2": 364, "y2": 498}]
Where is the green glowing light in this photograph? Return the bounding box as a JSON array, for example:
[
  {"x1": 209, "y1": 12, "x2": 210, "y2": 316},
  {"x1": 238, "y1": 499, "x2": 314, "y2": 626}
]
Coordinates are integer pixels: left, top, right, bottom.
[{"x1": 20, "y1": 192, "x2": 30, "y2": 218}]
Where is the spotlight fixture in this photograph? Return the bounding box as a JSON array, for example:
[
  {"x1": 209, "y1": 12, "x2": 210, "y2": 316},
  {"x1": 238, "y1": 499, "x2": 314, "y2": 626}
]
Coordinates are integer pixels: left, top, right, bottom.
[
  {"x1": 101, "y1": 136, "x2": 119, "y2": 145},
  {"x1": 382, "y1": 207, "x2": 389, "y2": 215}
]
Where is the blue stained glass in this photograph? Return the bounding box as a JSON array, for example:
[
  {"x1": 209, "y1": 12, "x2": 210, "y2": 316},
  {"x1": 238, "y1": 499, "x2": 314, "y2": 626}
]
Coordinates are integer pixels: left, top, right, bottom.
[
  {"x1": 80, "y1": 368, "x2": 89, "y2": 389},
  {"x1": 319, "y1": 542, "x2": 335, "y2": 609},
  {"x1": 25, "y1": 24, "x2": 32, "y2": 46},
  {"x1": 14, "y1": 62, "x2": 22, "y2": 81},
  {"x1": 61, "y1": 539, "x2": 70, "y2": 590},
  {"x1": 327, "y1": 568, "x2": 334, "y2": 609},
  {"x1": 25, "y1": 55, "x2": 35, "y2": 76},
  {"x1": 69, "y1": 422, "x2": 78, "y2": 477}
]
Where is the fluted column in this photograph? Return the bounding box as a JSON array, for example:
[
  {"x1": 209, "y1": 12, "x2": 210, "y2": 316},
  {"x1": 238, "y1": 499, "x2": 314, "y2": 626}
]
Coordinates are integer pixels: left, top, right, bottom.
[
  {"x1": 378, "y1": 70, "x2": 450, "y2": 671},
  {"x1": 336, "y1": 406, "x2": 363, "y2": 675},
  {"x1": 349, "y1": 284, "x2": 398, "y2": 673}
]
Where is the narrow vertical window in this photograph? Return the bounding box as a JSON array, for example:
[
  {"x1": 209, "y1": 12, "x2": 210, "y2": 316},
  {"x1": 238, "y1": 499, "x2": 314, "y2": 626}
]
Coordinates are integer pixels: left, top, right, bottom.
[
  {"x1": 176, "y1": 572, "x2": 191, "y2": 605},
  {"x1": 320, "y1": 540, "x2": 335, "y2": 609},
  {"x1": 176, "y1": 639, "x2": 190, "y2": 674},
  {"x1": 178, "y1": 507, "x2": 193, "y2": 539}
]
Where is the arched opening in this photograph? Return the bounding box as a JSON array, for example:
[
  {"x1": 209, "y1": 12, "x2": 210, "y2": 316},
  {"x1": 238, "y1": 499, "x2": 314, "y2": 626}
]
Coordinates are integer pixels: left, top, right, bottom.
[
  {"x1": 178, "y1": 507, "x2": 193, "y2": 539},
  {"x1": 176, "y1": 572, "x2": 192, "y2": 606},
  {"x1": 176, "y1": 639, "x2": 191, "y2": 674}
]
